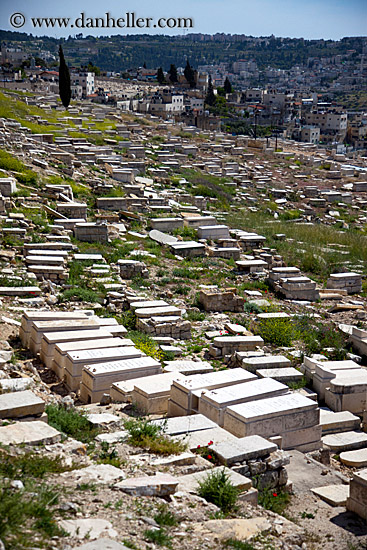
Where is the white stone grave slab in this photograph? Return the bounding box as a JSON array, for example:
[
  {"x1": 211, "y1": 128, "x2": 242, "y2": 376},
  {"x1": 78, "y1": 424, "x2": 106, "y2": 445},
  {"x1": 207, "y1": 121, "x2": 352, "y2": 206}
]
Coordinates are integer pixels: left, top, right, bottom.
[
  {"x1": 199, "y1": 378, "x2": 289, "y2": 426},
  {"x1": 0, "y1": 390, "x2": 44, "y2": 419}
]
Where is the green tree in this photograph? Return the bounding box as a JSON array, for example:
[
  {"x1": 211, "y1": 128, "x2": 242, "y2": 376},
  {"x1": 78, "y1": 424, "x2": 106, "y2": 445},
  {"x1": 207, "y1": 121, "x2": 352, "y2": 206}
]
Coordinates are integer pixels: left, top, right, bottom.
[
  {"x1": 58, "y1": 45, "x2": 71, "y2": 109},
  {"x1": 87, "y1": 62, "x2": 100, "y2": 76},
  {"x1": 157, "y1": 67, "x2": 165, "y2": 84},
  {"x1": 205, "y1": 75, "x2": 215, "y2": 106},
  {"x1": 184, "y1": 59, "x2": 196, "y2": 88},
  {"x1": 224, "y1": 76, "x2": 232, "y2": 94},
  {"x1": 168, "y1": 63, "x2": 178, "y2": 83}
]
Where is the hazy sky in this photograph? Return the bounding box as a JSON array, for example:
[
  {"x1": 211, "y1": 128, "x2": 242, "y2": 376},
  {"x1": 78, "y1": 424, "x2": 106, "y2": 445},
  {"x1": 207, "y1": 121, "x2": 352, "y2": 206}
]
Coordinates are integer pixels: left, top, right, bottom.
[{"x1": 0, "y1": 0, "x2": 366, "y2": 40}]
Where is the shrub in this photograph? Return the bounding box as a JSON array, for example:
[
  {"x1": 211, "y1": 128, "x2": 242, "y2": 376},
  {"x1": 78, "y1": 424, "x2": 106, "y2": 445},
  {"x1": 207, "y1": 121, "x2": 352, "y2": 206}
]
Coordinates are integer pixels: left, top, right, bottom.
[
  {"x1": 124, "y1": 418, "x2": 187, "y2": 456},
  {"x1": 154, "y1": 504, "x2": 178, "y2": 527},
  {"x1": 144, "y1": 528, "x2": 172, "y2": 547},
  {"x1": 118, "y1": 310, "x2": 137, "y2": 331},
  {"x1": 124, "y1": 418, "x2": 163, "y2": 443},
  {"x1": 174, "y1": 284, "x2": 190, "y2": 296},
  {"x1": 225, "y1": 540, "x2": 256, "y2": 550},
  {"x1": 131, "y1": 275, "x2": 150, "y2": 289},
  {"x1": 0, "y1": 276, "x2": 34, "y2": 288},
  {"x1": 0, "y1": 481, "x2": 64, "y2": 546},
  {"x1": 258, "y1": 487, "x2": 290, "y2": 515},
  {"x1": 46, "y1": 404, "x2": 99, "y2": 443},
  {"x1": 0, "y1": 452, "x2": 72, "y2": 479},
  {"x1": 127, "y1": 331, "x2": 163, "y2": 361},
  {"x1": 0, "y1": 149, "x2": 38, "y2": 185},
  {"x1": 294, "y1": 315, "x2": 349, "y2": 359},
  {"x1": 186, "y1": 310, "x2": 206, "y2": 322},
  {"x1": 172, "y1": 267, "x2": 198, "y2": 279},
  {"x1": 243, "y1": 302, "x2": 263, "y2": 314},
  {"x1": 97, "y1": 441, "x2": 122, "y2": 468},
  {"x1": 197, "y1": 468, "x2": 239, "y2": 513},
  {"x1": 255, "y1": 318, "x2": 298, "y2": 347},
  {"x1": 173, "y1": 226, "x2": 197, "y2": 240},
  {"x1": 60, "y1": 287, "x2": 101, "y2": 304}
]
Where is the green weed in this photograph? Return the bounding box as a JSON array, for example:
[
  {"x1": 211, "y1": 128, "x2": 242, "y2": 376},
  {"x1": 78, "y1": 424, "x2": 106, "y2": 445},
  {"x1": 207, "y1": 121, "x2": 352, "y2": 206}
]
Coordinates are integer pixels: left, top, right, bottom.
[
  {"x1": 144, "y1": 528, "x2": 173, "y2": 547},
  {"x1": 46, "y1": 404, "x2": 99, "y2": 443},
  {"x1": 124, "y1": 418, "x2": 187, "y2": 456},
  {"x1": 197, "y1": 468, "x2": 239, "y2": 514}
]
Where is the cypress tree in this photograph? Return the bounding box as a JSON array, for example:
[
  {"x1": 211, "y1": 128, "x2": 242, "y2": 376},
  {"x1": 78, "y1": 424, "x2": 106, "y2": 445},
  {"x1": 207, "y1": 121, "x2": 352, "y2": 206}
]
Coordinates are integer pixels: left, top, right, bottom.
[
  {"x1": 205, "y1": 75, "x2": 215, "y2": 106},
  {"x1": 184, "y1": 60, "x2": 196, "y2": 88},
  {"x1": 157, "y1": 67, "x2": 165, "y2": 84},
  {"x1": 58, "y1": 45, "x2": 71, "y2": 109},
  {"x1": 224, "y1": 76, "x2": 232, "y2": 94},
  {"x1": 168, "y1": 64, "x2": 178, "y2": 83}
]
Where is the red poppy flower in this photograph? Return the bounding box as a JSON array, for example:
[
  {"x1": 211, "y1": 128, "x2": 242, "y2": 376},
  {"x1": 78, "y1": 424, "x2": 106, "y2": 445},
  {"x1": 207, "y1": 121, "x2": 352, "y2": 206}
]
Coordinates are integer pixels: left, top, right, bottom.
[
  {"x1": 207, "y1": 455, "x2": 212, "y2": 460},
  {"x1": 197, "y1": 445, "x2": 200, "y2": 449},
  {"x1": 272, "y1": 493, "x2": 277, "y2": 497}
]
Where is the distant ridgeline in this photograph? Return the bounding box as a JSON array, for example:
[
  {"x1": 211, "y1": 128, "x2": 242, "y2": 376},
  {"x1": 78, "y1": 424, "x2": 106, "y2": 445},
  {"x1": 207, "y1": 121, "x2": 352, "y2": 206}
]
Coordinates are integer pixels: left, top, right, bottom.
[{"x1": 0, "y1": 29, "x2": 364, "y2": 73}]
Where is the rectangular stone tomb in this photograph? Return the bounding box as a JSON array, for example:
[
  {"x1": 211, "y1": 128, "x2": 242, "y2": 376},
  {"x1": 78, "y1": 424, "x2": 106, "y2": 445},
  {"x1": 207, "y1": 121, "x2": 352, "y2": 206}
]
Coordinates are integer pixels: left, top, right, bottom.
[
  {"x1": 135, "y1": 306, "x2": 182, "y2": 319},
  {"x1": 130, "y1": 300, "x2": 169, "y2": 310},
  {"x1": 170, "y1": 368, "x2": 257, "y2": 414},
  {"x1": 223, "y1": 393, "x2": 321, "y2": 452},
  {"x1": 175, "y1": 425, "x2": 239, "y2": 450},
  {"x1": 20, "y1": 310, "x2": 90, "y2": 346},
  {"x1": 25, "y1": 255, "x2": 65, "y2": 266},
  {"x1": 29, "y1": 319, "x2": 100, "y2": 354},
  {"x1": 110, "y1": 378, "x2": 144, "y2": 403},
  {"x1": 64, "y1": 347, "x2": 143, "y2": 391},
  {"x1": 322, "y1": 431, "x2": 367, "y2": 452},
  {"x1": 325, "y1": 371, "x2": 367, "y2": 415},
  {"x1": 0, "y1": 286, "x2": 41, "y2": 297},
  {"x1": 210, "y1": 336, "x2": 264, "y2": 357},
  {"x1": 153, "y1": 413, "x2": 218, "y2": 435},
  {"x1": 169, "y1": 241, "x2": 206, "y2": 257},
  {"x1": 40, "y1": 329, "x2": 114, "y2": 370},
  {"x1": 198, "y1": 378, "x2": 289, "y2": 426},
  {"x1": 268, "y1": 267, "x2": 300, "y2": 283},
  {"x1": 164, "y1": 360, "x2": 213, "y2": 375},
  {"x1": 301, "y1": 355, "x2": 328, "y2": 380},
  {"x1": 212, "y1": 435, "x2": 278, "y2": 466},
  {"x1": 256, "y1": 368, "x2": 304, "y2": 384},
  {"x1": 150, "y1": 218, "x2": 183, "y2": 231},
  {"x1": 312, "y1": 360, "x2": 363, "y2": 400},
  {"x1": 320, "y1": 410, "x2": 361, "y2": 435},
  {"x1": 346, "y1": 468, "x2": 367, "y2": 521},
  {"x1": 236, "y1": 260, "x2": 268, "y2": 273},
  {"x1": 197, "y1": 225, "x2": 230, "y2": 240},
  {"x1": 0, "y1": 390, "x2": 45, "y2": 419},
  {"x1": 79, "y1": 357, "x2": 162, "y2": 403},
  {"x1": 183, "y1": 216, "x2": 217, "y2": 228},
  {"x1": 0, "y1": 421, "x2": 61, "y2": 446},
  {"x1": 131, "y1": 373, "x2": 185, "y2": 414},
  {"x1": 239, "y1": 355, "x2": 291, "y2": 373},
  {"x1": 327, "y1": 272, "x2": 362, "y2": 295},
  {"x1": 52, "y1": 337, "x2": 133, "y2": 378}
]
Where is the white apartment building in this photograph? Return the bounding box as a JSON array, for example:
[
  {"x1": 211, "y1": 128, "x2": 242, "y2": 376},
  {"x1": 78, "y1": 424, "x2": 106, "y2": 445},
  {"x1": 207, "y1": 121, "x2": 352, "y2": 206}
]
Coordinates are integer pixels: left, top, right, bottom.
[
  {"x1": 71, "y1": 71, "x2": 95, "y2": 97},
  {"x1": 245, "y1": 88, "x2": 263, "y2": 102},
  {"x1": 301, "y1": 126, "x2": 320, "y2": 144},
  {"x1": 305, "y1": 111, "x2": 347, "y2": 132}
]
